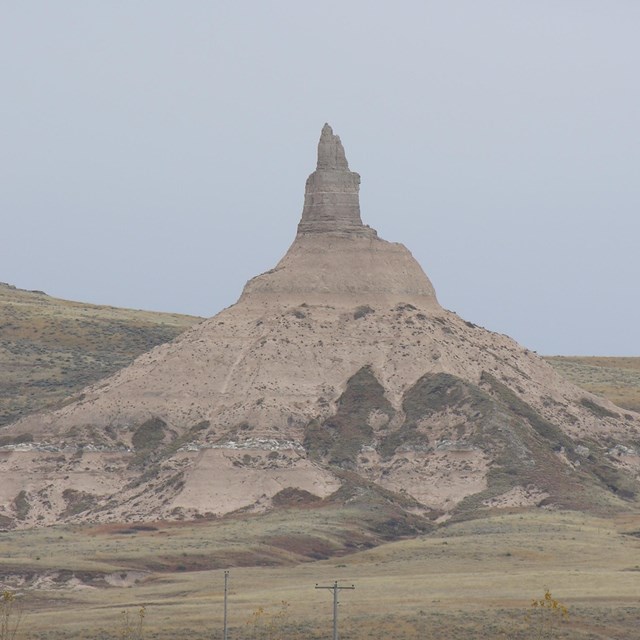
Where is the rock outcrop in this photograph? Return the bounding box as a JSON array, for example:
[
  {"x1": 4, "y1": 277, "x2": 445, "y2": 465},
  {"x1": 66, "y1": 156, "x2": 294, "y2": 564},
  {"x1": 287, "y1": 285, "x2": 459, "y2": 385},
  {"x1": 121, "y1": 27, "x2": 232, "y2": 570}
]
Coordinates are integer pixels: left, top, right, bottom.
[
  {"x1": 1, "y1": 125, "x2": 640, "y2": 529},
  {"x1": 242, "y1": 123, "x2": 439, "y2": 308},
  {"x1": 297, "y1": 123, "x2": 373, "y2": 237}
]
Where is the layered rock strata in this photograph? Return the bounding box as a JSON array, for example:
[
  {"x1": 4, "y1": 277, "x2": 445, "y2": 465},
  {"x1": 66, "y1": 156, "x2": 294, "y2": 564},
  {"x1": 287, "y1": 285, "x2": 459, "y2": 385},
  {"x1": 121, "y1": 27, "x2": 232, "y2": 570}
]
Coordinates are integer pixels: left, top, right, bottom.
[
  {"x1": 297, "y1": 123, "x2": 373, "y2": 237},
  {"x1": 243, "y1": 123, "x2": 439, "y2": 309},
  {"x1": 1, "y1": 125, "x2": 639, "y2": 529}
]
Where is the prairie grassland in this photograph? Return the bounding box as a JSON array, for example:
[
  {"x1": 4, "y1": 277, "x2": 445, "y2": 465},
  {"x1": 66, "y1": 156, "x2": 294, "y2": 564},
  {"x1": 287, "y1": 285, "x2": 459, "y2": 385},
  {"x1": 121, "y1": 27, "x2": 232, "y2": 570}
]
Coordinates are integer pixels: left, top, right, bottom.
[
  {"x1": 0, "y1": 283, "x2": 201, "y2": 427},
  {"x1": 2, "y1": 509, "x2": 640, "y2": 639},
  {"x1": 545, "y1": 356, "x2": 640, "y2": 412}
]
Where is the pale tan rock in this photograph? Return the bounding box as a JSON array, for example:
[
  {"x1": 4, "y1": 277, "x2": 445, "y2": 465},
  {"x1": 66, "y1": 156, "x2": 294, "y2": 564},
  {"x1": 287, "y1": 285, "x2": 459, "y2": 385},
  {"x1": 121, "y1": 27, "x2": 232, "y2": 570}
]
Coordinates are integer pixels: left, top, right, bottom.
[
  {"x1": 1, "y1": 124, "x2": 639, "y2": 528},
  {"x1": 297, "y1": 123, "x2": 373, "y2": 237}
]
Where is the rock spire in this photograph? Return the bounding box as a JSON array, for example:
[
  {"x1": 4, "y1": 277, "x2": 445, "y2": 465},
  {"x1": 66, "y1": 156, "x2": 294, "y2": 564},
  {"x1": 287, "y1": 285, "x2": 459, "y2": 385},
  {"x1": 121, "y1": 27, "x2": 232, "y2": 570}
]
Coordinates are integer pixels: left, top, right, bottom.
[
  {"x1": 297, "y1": 124, "x2": 375, "y2": 237},
  {"x1": 239, "y1": 124, "x2": 440, "y2": 308},
  {"x1": 316, "y1": 122, "x2": 349, "y2": 170}
]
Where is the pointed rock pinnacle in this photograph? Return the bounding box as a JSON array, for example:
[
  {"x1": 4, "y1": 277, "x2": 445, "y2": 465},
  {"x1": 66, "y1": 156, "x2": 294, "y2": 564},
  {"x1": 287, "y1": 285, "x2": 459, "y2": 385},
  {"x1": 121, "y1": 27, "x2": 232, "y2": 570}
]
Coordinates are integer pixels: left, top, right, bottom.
[
  {"x1": 240, "y1": 124, "x2": 439, "y2": 308},
  {"x1": 316, "y1": 123, "x2": 349, "y2": 170},
  {"x1": 297, "y1": 124, "x2": 375, "y2": 237}
]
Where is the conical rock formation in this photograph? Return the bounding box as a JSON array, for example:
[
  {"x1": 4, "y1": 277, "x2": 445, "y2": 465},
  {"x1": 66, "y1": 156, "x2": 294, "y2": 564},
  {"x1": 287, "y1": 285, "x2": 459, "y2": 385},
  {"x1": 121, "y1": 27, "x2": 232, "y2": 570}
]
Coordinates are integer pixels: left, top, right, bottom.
[{"x1": 1, "y1": 125, "x2": 640, "y2": 529}]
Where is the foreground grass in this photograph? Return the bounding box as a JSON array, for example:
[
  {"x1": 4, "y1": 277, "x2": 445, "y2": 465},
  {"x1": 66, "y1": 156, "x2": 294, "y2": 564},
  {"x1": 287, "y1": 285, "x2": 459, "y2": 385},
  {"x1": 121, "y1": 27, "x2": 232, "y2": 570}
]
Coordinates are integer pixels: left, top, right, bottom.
[{"x1": 2, "y1": 509, "x2": 640, "y2": 639}]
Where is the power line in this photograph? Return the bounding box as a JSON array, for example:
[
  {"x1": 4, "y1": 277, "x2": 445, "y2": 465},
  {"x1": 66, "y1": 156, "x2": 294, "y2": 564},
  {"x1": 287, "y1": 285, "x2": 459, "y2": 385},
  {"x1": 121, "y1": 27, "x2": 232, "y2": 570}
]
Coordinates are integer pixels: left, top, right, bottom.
[
  {"x1": 315, "y1": 581, "x2": 355, "y2": 640},
  {"x1": 223, "y1": 570, "x2": 229, "y2": 640}
]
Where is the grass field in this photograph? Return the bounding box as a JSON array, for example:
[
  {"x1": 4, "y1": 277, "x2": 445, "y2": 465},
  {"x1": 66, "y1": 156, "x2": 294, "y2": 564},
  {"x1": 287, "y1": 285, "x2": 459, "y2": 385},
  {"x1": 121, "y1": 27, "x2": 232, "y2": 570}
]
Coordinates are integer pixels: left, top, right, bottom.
[
  {"x1": 0, "y1": 283, "x2": 201, "y2": 427},
  {"x1": 2, "y1": 508, "x2": 640, "y2": 639},
  {"x1": 545, "y1": 356, "x2": 640, "y2": 413}
]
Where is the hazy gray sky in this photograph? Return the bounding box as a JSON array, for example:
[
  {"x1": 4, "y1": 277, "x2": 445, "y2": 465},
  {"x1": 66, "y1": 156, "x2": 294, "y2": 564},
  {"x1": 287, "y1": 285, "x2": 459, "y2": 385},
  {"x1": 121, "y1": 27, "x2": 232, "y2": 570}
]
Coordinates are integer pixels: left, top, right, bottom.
[{"x1": 1, "y1": 2, "x2": 638, "y2": 355}]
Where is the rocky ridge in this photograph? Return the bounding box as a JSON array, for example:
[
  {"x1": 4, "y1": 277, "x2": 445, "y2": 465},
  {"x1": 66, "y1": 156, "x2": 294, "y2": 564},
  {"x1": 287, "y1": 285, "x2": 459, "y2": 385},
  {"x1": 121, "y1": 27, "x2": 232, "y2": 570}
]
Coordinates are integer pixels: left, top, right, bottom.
[{"x1": 1, "y1": 125, "x2": 639, "y2": 530}]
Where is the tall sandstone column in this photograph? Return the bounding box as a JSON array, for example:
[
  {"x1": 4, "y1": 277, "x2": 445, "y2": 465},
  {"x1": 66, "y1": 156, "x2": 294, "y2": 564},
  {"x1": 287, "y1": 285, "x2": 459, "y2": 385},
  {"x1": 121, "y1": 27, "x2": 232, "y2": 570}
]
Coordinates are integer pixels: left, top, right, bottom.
[
  {"x1": 239, "y1": 123, "x2": 440, "y2": 309},
  {"x1": 297, "y1": 123, "x2": 376, "y2": 237}
]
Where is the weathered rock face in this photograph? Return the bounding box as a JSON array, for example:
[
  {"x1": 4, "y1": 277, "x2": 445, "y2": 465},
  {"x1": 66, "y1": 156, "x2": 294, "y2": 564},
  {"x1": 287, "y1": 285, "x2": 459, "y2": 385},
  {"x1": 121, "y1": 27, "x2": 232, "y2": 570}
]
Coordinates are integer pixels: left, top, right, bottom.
[
  {"x1": 2, "y1": 125, "x2": 640, "y2": 529},
  {"x1": 242, "y1": 123, "x2": 439, "y2": 309},
  {"x1": 297, "y1": 123, "x2": 373, "y2": 237},
  {"x1": 239, "y1": 232, "x2": 440, "y2": 309}
]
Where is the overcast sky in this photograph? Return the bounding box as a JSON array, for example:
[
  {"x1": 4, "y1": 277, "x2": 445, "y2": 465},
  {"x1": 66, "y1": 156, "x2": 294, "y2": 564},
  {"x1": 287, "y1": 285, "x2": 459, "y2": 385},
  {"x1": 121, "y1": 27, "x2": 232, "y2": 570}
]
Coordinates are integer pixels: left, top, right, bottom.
[{"x1": 1, "y1": 2, "x2": 638, "y2": 356}]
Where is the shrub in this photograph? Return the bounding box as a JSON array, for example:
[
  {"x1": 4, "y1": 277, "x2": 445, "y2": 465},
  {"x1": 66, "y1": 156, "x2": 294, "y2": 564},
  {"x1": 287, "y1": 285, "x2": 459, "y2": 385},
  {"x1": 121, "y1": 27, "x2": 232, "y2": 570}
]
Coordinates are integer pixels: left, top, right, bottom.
[
  {"x1": 524, "y1": 589, "x2": 568, "y2": 639},
  {"x1": 118, "y1": 606, "x2": 146, "y2": 640},
  {"x1": 353, "y1": 305, "x2": 374, "y2": 320}
]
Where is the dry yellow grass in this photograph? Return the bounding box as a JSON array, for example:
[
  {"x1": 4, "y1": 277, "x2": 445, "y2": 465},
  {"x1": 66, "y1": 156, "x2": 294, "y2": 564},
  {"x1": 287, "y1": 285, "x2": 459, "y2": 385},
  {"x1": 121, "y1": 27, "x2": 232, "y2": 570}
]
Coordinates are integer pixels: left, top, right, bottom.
[
  {"x1": 545, "y1": 356, "x2": 640, "y2": 412},
  {"x1": 2, "y1": 509, "x2": 640, "y2": 639}
]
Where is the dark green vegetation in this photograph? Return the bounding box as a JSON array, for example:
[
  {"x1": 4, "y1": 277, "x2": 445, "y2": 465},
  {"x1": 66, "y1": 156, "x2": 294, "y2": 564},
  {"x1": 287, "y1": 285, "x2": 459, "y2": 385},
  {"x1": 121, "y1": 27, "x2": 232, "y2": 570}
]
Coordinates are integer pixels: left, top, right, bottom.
[
  {"x1": 0, "y1": 283, "x2": 201, "y2": 428},
  {"x1": 379, "y1": 372, "x2": 491, "y2": 458},
  {"x1": 61, "y1": 489, "x2": 99, "y2": 518},
  {"x1": 12, "y1": 489, "x2": 30, "y2": 520},
  {"x1": 474, "y1": 372, "x2": 637, "y2": 511},
  {"x1": 304, "y1": 366, "x2": 394, "y2": 467},
  {"x1": 131, "y1": 418, "x2": 168, "y2": 452},
  {"x1": 306, "y1": 364, "x2": 638, "y2": 520}
]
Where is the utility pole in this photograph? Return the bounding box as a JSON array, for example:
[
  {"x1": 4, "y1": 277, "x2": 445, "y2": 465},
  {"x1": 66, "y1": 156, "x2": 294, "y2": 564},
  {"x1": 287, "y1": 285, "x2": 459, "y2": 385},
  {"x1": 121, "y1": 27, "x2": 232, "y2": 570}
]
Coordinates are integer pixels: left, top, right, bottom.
[
  {"x1": 315, "y1": 581, "x2": 355, "y2": 640},
  {"x1": 223, "y1": 570, "x2": 229, "y2": 640}
]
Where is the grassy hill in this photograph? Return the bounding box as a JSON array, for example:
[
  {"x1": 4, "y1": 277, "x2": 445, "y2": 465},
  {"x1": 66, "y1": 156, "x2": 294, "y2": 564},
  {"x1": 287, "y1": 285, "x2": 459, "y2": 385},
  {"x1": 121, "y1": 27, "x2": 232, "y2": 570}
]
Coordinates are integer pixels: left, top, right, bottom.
[
  {"x1": 0, "y1": 283, "x2": 202, "y2": 428},
  {"x1": 544, "y1": 356, "x2": 640, "y2": 412}
]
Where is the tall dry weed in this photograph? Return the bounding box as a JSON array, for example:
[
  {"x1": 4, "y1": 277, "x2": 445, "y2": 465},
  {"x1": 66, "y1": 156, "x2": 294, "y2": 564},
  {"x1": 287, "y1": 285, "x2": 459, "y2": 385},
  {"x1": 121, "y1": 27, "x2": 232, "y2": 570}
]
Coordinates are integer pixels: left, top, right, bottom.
[
  {"x1": 118, "y1": 605, "x2": 146, "y2": 640},
  {"x1": 0, "y1": 591, "x2": 22, "y2": 640},
  {"x1": 524, "y1": 589, "x2": 568, "y2": 639}
]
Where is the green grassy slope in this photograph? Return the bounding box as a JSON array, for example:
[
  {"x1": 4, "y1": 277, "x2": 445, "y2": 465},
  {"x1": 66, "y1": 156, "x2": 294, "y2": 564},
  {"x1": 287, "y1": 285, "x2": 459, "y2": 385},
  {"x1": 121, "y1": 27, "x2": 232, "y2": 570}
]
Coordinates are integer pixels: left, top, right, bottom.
[{"x1": 0, "y1": 282, "x2": 203, "y2": 427}]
